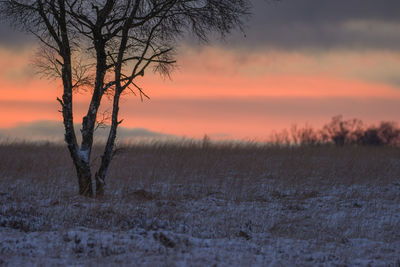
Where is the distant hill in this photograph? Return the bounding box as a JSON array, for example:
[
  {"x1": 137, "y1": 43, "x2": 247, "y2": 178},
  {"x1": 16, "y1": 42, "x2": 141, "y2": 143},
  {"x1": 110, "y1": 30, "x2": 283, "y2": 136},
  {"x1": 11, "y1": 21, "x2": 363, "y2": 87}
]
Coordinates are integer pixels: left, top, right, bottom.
[{"x1": 0, "y1": 120, "x2": 175, "y2": 143}]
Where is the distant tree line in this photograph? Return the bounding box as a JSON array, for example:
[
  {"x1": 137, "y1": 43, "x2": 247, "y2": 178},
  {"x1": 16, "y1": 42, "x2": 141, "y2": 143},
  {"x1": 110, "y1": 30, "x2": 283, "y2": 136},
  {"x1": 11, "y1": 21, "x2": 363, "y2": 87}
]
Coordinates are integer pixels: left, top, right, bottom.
[{"x1": 271, "y1": 115, "x2": 400, "y2": 147}]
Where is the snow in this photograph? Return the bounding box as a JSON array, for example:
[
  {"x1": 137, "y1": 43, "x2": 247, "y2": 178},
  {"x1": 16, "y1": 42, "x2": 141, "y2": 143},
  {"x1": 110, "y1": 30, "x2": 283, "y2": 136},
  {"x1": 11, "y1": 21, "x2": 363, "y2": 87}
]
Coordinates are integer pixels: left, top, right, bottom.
[
  {"x1": 0, "y1": 144, "x2": 400, "y2": 266},
  {"x1": 78, "y1": 148, "x2": 90, "y2": 163},
  {"x1": 0, "y1": 226, "x2": 398, "y2": 266},
  {"x1": 1, "y1": 181, "x2": 399, "y2": 266}
]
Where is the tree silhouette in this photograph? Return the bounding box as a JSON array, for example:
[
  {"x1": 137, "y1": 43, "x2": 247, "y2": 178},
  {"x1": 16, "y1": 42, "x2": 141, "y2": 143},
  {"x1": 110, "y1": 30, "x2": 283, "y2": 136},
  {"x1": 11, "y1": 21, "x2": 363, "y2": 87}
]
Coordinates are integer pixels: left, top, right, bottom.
[{"x1": 0, "y1": 0, "x2": 250, "y2": 197}]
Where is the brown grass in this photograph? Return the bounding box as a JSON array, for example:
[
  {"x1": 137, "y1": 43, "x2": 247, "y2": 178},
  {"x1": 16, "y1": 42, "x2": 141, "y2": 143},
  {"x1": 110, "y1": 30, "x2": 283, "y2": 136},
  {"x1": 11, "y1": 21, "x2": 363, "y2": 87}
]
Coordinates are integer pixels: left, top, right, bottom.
[{"x1": 0, "y1": 140, "x2": 399, "y2": 264}]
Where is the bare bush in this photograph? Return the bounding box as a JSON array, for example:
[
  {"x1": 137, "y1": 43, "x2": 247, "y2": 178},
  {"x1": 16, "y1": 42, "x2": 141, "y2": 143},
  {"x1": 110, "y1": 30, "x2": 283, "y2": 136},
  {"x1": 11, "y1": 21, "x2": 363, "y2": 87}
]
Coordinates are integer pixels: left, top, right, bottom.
[
  {"x1": 271, "y1": 116, "x2": 400, "y2": 147},
  {"x1": 290, "y1": 124, "x2": 321, "y2": 146},
  {"x1": 321, "y1": 115, "x2": 364, "y2": 146}
]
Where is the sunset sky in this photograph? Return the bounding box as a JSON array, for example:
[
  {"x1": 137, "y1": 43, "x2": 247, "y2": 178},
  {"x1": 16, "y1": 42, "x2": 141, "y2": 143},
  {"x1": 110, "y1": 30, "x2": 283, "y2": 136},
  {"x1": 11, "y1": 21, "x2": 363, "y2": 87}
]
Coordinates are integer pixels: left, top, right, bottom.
[{"x1": 1, "y1": 0, "x2": 400, "y2": 141}]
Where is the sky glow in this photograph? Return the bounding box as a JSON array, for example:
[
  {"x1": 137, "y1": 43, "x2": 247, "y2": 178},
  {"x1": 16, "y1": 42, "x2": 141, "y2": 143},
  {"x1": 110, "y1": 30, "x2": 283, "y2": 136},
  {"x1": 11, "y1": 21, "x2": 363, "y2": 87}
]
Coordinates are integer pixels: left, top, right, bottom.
[{"x1": 0, "y1": 0, "x2": 399, "y2": 140}]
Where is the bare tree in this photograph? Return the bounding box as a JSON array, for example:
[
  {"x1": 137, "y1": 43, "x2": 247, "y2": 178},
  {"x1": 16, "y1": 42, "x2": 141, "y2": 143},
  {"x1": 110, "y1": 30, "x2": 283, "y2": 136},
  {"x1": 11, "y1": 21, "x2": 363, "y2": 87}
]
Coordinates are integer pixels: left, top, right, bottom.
[{"x1": 0, "y1": 0, "x2": 250, "y2": 197}]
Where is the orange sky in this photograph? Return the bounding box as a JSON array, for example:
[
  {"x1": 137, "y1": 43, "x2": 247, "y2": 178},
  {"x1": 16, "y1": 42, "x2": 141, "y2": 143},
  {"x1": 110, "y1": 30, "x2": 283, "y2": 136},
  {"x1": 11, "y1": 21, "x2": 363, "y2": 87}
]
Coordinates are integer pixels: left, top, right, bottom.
[{"x1": 1, "y1": 45, "x2": 400, "y2": 140}]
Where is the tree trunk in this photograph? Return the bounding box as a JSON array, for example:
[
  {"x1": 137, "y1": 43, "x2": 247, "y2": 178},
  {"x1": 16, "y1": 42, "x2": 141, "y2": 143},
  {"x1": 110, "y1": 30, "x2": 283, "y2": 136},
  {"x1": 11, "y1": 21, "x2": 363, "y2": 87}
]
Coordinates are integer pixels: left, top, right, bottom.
[
  {"x1": 95, "y1": 90, "x2": 121, "y2": 197},
  {"x1": 49, "y1": 0, "x2": 94, "y2": 198},
  {"x1": 95, "y1": 173, "x2": 105, "y2": 197},
  {"x1": 77, "y1": 163, "x2": 93, "y2": 197}
]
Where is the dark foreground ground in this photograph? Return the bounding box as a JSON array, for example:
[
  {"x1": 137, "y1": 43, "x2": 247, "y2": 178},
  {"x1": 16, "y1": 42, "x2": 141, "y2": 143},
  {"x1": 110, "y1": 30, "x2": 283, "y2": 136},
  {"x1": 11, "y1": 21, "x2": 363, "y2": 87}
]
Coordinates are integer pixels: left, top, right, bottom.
[{"x1": 0, "y1": 142, "x2": 399, "y2": 266}]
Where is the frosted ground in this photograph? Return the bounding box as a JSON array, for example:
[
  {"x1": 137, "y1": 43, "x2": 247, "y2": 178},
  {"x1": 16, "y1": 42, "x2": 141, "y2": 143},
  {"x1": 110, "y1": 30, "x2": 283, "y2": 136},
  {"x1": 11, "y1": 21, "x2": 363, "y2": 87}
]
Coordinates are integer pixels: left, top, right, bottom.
[{"x1": 0, "y1": 142, "x2": 399, "y2": 266}]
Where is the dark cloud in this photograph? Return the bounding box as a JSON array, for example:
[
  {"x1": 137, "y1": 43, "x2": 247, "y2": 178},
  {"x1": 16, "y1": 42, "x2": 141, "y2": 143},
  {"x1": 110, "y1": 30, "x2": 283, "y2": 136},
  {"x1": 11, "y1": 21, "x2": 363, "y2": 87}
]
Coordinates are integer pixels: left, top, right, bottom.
[
  {"x1": 224, "y1": 0, "x2": 400, "y2": 50},
  {"x1": 255, "y1": 0, "x2": 400, "y2": 24},
  {"x1": 0, "y1": 120, "x2": 173, "y2": 142},
  {"x1": 0, "y1": 23, "x2": 34, "y2": 48},
  {"x1": 2, "y1": 1, "x2": 400, "y2": 51}
]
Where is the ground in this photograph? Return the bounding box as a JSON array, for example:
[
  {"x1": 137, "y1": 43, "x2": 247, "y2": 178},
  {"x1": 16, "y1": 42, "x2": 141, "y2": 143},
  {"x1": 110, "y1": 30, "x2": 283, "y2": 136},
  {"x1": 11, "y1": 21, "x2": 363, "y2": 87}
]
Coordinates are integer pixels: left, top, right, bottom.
[{"x1": 0, "y1": 142, "x2": 399, "y2": 266}]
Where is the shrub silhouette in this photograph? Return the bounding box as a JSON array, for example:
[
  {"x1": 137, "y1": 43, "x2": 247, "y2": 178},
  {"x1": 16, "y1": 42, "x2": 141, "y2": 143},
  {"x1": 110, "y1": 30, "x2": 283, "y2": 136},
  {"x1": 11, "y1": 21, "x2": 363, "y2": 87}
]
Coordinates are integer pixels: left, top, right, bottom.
[
  {"x1": 322, "y1": 115, "x2": 364, "y2": 146},
  {"x1": 271, "y1": 115, "x2": 400, "y2": 147},
  {"x1": 290, "y1": 124, "x2": 321, "y2": 146},
  {"x1": 376, "y1": 121, "x2": 400, "y2": 146},
  {"x1": 357, "y1": 122, "x2": 400, "y2": 146},
  {"x1": 358, "y1": 128, "x2": 383, "y2": 146}
]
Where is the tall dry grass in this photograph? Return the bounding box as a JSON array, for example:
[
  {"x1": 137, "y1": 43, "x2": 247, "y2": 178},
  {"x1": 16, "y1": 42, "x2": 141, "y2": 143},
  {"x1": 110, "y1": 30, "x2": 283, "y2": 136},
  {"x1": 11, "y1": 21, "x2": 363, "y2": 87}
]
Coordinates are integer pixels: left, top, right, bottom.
[{"x1": 0, "y1": 140, "x2": 399, "y2": 245}]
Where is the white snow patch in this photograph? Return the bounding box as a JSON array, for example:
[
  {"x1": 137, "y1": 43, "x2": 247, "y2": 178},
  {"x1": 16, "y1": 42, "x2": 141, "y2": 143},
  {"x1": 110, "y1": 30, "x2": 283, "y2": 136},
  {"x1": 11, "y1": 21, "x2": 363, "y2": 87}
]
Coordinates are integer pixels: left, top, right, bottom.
[{"x1": 78, "y1": 148, "x2": 90, "y2": 163}]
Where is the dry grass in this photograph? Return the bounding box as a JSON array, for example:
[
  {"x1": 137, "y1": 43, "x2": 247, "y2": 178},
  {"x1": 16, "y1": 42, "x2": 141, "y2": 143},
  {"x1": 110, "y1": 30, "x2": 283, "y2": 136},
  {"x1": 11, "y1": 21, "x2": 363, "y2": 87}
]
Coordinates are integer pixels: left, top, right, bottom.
[{"x1": 0, "y1": 141, "x2": 399, "y2": 265}]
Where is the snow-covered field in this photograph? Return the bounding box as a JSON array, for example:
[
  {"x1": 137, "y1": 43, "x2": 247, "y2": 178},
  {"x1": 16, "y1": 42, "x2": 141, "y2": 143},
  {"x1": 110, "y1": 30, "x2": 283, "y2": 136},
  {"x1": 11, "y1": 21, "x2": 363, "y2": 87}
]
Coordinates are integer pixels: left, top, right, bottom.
[{"x1": 0, "y1": 142, "x2": 399, "y2": 266}]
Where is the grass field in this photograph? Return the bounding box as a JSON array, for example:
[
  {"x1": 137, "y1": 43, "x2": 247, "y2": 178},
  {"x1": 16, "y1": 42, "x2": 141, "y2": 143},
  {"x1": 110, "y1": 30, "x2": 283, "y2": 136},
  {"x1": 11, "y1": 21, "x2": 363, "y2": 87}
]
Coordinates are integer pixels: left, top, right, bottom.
[{"x1": 0, "y1": 141, "x2": 399, "y2": 266}]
